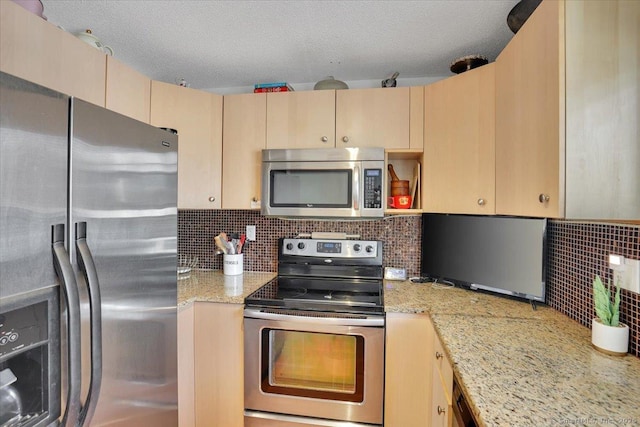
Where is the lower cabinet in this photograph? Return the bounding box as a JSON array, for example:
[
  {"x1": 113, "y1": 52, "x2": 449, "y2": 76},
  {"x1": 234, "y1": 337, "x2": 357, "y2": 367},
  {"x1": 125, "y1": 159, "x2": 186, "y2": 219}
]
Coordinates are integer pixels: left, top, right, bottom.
[
  {"x1": 384, "y1": 313, "x2": 433, "y2": 426},
  {"x1": 178, "y1": 302, "x2": 244, "y2": 427},
  {"x1": 384, "y1": 313, "x2": 454, "y2": 427}
]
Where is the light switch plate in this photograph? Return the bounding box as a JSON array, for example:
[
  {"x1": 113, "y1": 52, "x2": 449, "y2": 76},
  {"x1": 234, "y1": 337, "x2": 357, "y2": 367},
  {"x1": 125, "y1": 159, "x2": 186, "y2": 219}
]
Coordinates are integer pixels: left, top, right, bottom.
[{"x1": 246, "y1": 225, "x2": 256, "y2": 241}]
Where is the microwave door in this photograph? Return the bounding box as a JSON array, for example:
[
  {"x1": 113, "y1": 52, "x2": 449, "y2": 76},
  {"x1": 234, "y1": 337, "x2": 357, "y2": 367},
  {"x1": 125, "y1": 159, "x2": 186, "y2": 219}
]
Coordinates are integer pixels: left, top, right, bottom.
[{"x1": 262, "y1": 161, "x2": 359, "y2": 218}]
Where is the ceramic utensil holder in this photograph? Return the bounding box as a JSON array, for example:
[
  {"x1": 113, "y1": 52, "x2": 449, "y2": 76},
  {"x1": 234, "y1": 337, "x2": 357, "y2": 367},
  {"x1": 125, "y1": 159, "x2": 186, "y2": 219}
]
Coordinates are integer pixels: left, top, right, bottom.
[{"x1": 223, "y1": 253, "x2": 243, "y2": 275}]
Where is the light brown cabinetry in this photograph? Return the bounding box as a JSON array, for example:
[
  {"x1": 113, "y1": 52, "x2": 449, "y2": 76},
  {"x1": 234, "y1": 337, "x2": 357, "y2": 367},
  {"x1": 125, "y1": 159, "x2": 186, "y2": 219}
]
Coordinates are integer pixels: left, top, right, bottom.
[
  {"x1": 424, "y1": 63, "x2": 495, "y2": 214},
  {"x1": 384, "y1": 312, "x2": 433, "y2": 426},
  {"x1": 150, "y1": 80, "x2": 223, "y2": 209},
  {"x1": 105, "y1": 56, "x2": 151, "y2": 123},
  {"x1": 266, "y1": 90, "x2": 336, "y2": 148},
  {"x1": 336, "y1": 87, "x2": 422, "y2": 149},
  {"x1": 266, "y1": 87, "x2": 424, "y2": 150},
  {"x1": 0, "y1": 0, "x2": 106, "y2": 106},
  {"x1": 431, "y1": 326, "x2": 454, "y2": 427},
  {"x1": 495, "y1": 0, "x2": 639, "y2": 219},
  {"x1": 222, "y1": 93, "x2": 266, "y2": 209},
  {"x1": 178, "y1": 302, "x2": 244, "y2": 427}
]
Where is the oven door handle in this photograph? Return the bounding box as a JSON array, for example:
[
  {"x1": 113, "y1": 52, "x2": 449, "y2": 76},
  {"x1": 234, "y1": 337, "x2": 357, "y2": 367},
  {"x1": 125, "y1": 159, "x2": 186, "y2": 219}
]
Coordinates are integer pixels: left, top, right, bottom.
[{"x1": 244, "y1": 308, "x2": 384, "y2": 327}]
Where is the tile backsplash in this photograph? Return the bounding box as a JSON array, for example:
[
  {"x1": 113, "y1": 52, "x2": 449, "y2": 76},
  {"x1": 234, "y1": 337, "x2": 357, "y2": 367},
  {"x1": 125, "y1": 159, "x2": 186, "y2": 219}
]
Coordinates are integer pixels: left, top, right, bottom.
[
  {"x1": 178, "y1": 210, "x2": 422, "y2": 275},
  {"x1": 178, "y1": 210, "x2": 639, "y2": 358}
]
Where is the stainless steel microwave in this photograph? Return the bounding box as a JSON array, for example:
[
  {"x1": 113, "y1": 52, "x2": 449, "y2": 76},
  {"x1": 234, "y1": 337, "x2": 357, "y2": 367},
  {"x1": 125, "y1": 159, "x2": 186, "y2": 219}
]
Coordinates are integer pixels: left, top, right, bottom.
[{"x1": 261, "y1": 147, "x2": 385, "y2": 218}]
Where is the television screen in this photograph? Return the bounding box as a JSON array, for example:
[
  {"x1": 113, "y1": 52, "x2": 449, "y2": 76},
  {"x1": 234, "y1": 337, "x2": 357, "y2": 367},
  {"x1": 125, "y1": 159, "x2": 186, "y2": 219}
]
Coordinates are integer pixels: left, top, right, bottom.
[{"x1": 421, "y1": 214, "x2": 547, "y2": 302}]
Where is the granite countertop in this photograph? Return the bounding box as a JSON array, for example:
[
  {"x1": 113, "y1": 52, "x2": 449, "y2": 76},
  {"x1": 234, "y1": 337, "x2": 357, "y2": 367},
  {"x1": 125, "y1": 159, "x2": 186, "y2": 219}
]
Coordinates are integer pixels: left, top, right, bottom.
[
  {"x1": 177, "y1": 269, "x2": 276, "y2": 309},
  {"x1": 385, "y1": 279, "x2": 640, "y2": 427},
  {"x1": 177, "y1": 273, "x2": 640, "y2": 426}
]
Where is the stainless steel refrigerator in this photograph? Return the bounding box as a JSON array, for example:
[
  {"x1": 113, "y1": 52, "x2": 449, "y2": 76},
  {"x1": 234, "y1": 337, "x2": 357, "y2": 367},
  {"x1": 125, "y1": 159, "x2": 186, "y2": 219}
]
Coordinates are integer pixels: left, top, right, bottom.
[{"x1": 0, "y1": 71, "x2": 178, "y2": 426}]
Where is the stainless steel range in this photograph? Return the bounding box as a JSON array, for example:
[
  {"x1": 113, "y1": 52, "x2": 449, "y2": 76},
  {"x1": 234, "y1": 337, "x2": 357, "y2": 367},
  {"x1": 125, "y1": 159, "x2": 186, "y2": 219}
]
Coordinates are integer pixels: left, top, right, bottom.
[{"x1": 244, "y1": 237, "x2": 385, "y2": 427}]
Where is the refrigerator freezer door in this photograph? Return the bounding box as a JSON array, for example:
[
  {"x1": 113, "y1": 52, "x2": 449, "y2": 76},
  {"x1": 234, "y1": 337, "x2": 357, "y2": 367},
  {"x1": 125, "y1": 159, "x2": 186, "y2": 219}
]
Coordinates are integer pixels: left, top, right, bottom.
[
  {"x1": 0, "y1": 72, "x2": 68, "y2": 299},
  {"x1": 70, "y1": 99, "x2": 178, "y2": 426}
]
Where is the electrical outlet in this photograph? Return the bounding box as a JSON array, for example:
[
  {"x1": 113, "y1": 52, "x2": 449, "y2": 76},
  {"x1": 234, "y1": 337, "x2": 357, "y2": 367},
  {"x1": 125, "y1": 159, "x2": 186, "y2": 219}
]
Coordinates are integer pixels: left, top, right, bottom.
[
  {"x1": 246, "y1": 225, "x2": 256, "y2": 241},
  {"x1": 609, "y1": 254, "x2": 640, "y2": 294}
]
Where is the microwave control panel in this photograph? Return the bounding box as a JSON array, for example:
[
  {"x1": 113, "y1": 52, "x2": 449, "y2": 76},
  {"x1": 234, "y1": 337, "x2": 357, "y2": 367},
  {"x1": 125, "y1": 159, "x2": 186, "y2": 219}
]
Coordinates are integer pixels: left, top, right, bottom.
[{"x1": 363, "y1": 168, "x2": 382, "y2": 209}]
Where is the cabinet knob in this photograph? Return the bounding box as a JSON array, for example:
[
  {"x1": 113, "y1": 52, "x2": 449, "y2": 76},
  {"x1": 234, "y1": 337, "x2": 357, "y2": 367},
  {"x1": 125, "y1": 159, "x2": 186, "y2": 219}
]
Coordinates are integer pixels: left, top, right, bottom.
[
  {"x1": 437, "y1": 406, "x2": 446, "y2": 415},
  {"x1": 252, "y1": 197, "x2": 258, "y2": 202},
  {"x1": 477, "y1": 198, "x2": 485, "y2": 206},
  {"x1": 538, "y1": 194, "x2": 550, "y2": 203},
  {"x1": 435, "y1": 351, "x2": 443, "y2": 360},
  {"x1": 342, "y1": 136, "x2": 349, "y2": 143},
  {"x1": 208, "y1": 196, "x2": 216, "y2": 202},
  {"x1": 321, "y1": 136, "x2": 328, "y2": 143}
]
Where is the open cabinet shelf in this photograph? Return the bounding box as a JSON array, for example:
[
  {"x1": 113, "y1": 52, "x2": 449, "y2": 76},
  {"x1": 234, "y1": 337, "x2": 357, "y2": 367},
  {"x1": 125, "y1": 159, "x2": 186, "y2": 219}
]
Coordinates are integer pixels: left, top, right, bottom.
[{"x1": 385, "y1": 149, "x2": 422, "y2": 214}]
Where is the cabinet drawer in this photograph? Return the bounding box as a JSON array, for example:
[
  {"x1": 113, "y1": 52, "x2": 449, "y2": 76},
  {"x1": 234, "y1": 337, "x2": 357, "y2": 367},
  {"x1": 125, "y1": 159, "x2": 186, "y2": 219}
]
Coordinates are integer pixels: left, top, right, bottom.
[
  {"x1": 434, "y1": 332, "x2": 453, "y2": 397},
  {"x1": 431, "y1": 363, "x2": 453, "y2": 427}
]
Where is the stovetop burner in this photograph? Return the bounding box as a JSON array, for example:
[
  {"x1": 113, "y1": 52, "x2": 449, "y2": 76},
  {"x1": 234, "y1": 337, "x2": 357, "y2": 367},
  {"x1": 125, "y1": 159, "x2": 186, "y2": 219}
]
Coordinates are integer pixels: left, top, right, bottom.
[{"x1": 245, "y1": 238, "x2": 384, "y2": 315}]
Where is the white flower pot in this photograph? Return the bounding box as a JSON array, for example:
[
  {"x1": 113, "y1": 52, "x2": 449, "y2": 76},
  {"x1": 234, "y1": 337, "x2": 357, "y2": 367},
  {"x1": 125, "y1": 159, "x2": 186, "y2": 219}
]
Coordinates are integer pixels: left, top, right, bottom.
[{"x1": 591, "y1": 318, "x2": 629, "y2": 356}]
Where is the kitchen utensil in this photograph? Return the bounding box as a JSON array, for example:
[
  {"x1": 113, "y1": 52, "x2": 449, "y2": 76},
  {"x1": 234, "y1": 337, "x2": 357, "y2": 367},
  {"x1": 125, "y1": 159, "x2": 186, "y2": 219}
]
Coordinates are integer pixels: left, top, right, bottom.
[
  {"x1": 388, "y1": 164, "x2": 410, "y2": 196},
  {"x1": 382, "y1": 72, "x2": 399, "y2": 88},
  {"x1": 507, "y1": 0, "x2": 543, "y2": 34},
  {"x1": 214, "y1": 235, "x2": 228, "y2": 254},
  {"x1": 388, "y1": 195, "x2": 412, "y2": 209},
  {"x1": 313, "y1": 76, "x2": 348, "y2": 90},
  {"x1": 450, "y1": 55, "x2": 488, "y2": 74},
  {"x1": 75, "y1": 29, "x2": 114, "y2": 56}
]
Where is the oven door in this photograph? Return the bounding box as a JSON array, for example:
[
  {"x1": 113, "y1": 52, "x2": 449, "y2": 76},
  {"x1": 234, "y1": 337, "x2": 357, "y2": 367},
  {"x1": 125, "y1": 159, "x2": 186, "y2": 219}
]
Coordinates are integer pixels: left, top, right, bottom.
[{"x1": 244, "y1": 309, "x2": 384, "y2": 425}]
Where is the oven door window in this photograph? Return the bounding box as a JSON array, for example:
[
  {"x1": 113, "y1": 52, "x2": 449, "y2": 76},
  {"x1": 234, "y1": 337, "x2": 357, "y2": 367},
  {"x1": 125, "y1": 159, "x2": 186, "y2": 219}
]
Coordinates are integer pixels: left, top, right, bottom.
[
  {"x1": 261, "y1": 329, "x2": 364, "y2": 402},
  {"x1": 270, "y1": 169, "x2": 352, "y2": 208}
]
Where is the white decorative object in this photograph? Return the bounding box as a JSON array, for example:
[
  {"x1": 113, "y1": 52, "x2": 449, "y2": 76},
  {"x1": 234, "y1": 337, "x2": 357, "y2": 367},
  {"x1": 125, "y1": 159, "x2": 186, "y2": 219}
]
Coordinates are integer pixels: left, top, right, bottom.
[
  {"x1": 591, "y1": 318, "x2": 629, "y2": 356},
  {"x1": 75, "y1": 29, "x2": 113, "y2": 56}
]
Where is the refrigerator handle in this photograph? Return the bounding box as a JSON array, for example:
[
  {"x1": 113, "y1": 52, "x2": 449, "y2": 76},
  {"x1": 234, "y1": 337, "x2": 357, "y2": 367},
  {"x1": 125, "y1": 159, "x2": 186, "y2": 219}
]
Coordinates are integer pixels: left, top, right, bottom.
[
  {"x1": 52, "y1": 224, "x2": 82, "y2": 427},
  {"x1": 75, "y1": 222, "x2": 103, "y2": 427}
]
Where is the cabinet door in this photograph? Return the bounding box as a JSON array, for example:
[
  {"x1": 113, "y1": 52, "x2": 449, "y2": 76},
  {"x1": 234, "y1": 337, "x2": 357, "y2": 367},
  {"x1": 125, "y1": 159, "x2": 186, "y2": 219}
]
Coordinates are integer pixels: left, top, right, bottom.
[
  {"x1": 495, "y1": 0, "x2": 563, "y2": 217},
  {"x1": 0, "y1": 0, "x2": 106, "y2": 106},
  {"x1": 222, "y1": 93, "x2": 266, "y2": 209},
  {"x1": 150, "y1": 81, "x2": 222, "y2": 209},
  {"x1": 194, "y1": 303, "x2": 244, "y2": 427},
  {"x1": 336, "y1": 87, "x2": 410, "y2": 148},
  {"x1": 266, "y1": 90, "x2": 336, "y2": 148},
  {"x1": 384, "y1": 313, "x2": 433, "y2": 426},
  {"x1": 106, "y1": 56, "x2": 151, "y2": 123},
  {"x1": 424, "y1": 64, "x2": 495, "y2": 214}
]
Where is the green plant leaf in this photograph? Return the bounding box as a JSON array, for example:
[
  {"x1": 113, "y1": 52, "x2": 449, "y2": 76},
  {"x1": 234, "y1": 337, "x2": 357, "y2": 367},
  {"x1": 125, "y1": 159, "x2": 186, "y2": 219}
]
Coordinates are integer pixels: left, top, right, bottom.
[
  {"x1": 593, "y1": 275, "x2": 613, "y2": 325},
  {"x1": 611, "y1": 282, "x2": 621, "y2": 327}
]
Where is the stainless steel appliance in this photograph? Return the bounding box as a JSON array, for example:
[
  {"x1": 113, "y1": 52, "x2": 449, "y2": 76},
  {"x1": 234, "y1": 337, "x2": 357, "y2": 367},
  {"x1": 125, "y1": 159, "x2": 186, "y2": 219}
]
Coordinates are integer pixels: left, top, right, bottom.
[
  {"x1": 261, "y1": 148, "x2": 385, "y2": 218},
  {"x1": 0, "y1": 71, "x2": 178, "y2": 426},
  {"x1": 244, "y1": 237, "x2": 385, "y2": 427}
]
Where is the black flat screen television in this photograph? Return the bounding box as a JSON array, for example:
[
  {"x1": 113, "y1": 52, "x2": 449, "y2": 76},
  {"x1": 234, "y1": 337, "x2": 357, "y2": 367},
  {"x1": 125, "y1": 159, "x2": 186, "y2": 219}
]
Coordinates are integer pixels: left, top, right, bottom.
[{"x1": 421, "y1": 214, "x2": 547, "y2": 302}]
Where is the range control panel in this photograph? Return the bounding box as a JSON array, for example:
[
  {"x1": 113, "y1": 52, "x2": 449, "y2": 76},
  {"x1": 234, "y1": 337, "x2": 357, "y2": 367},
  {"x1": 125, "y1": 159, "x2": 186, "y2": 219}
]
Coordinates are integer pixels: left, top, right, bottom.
[{"x1": 281, "y1": 238, "x2": 379, "y2": 258}]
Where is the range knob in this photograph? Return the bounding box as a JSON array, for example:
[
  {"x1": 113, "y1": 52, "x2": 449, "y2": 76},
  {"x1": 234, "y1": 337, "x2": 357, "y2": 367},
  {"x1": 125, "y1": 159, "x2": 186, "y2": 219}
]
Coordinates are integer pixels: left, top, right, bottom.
[
  {"x1": 286, "y1": 243, "x2": 294, "y2": 250},
  {"x1": 366, "y1": 245, "x2": 374, "y2": 253},
  {"x1": 297, "y1": 242, "x2": 306, "y2": 250},
  {"x1": 353, "y1": 244, "x2": 361, "y2": 252}
]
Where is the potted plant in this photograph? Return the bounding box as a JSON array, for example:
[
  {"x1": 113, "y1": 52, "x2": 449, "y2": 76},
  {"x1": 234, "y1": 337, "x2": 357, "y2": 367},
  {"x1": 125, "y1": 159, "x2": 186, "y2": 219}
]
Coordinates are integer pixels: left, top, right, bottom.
[{"x1": 591, "y1": 275, "x2": 629, "y2": 356}]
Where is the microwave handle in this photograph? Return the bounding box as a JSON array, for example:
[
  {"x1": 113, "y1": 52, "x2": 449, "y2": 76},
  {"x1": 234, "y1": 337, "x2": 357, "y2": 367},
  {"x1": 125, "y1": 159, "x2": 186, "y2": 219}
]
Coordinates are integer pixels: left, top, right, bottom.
[{"x1": 353, "y1": 165, "x2": 360, "y2": 211}]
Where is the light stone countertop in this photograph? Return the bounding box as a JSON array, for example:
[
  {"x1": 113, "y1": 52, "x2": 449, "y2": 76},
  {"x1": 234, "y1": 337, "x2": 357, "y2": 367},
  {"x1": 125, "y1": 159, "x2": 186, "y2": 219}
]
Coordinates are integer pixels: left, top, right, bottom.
[
  {"x1": 384, "y1": 279, "x2": 640, "y2": 427},
  {"x1": 177, "y1": 274, "x2": 640, "y2": 426},
  {"x1": 177, "y1": 269, "x2": 276, "y2": 309}
]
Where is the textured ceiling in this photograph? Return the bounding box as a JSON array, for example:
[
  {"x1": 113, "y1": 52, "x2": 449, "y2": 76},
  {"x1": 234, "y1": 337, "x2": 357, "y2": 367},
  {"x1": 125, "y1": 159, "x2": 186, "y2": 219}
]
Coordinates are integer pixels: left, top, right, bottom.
[{"x1": 40, "y1": 0, "x2": 519, "y2": 93}]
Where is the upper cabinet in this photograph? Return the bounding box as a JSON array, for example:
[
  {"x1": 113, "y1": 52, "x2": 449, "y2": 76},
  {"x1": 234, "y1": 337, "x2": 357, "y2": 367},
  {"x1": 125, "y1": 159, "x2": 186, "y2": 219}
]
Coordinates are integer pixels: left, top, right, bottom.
[
  {"x1": 0, "y1": 0, "x2": 106, "y2": 107},
  {"x1": 266, "y1": 90, "x2": 336, "y2": 148},
  {"x1": 222, "y1": 93, "x2": 266, "y2": 209},
  {"x1": 150, "y1": 81, "x2": 223, "y2": 209},
  {"x1": 266, "y1": 87, "x2": 424, "y2": 150},
  {"x1": 423, "y1": 63, "x2": 495, "y2": 214},
  {"x1": 495, "y1": 0, "x2": 639, "y2": 219},
  {"x1": 336, "y1": 87, "x2": 421, "y2": 149},
  {"x1": 106, "y1": 56, "x2": 151, "y2": 123}
]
